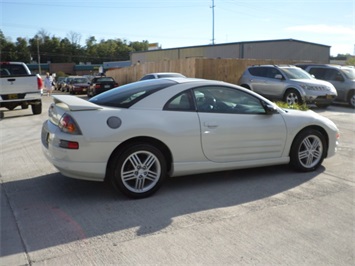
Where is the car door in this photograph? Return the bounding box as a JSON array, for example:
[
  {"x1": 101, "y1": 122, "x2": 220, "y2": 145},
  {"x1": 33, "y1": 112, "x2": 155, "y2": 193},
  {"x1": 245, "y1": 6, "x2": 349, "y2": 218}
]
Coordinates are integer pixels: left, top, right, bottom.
[
  {"x1": 249, "y1": 67, "x2": 284, "y2": 99},
  {"x1": 323, "y1": 68, "x2": 347, "y2": 100},
  {"x1": 193, "y1": 86, "x2": 287, "y2": 163},
  {"x1": 309, "y1": 67, "x2": 346, "y2": 100},
  {"x1": 261, "y1": 67, "x2": 286, "y2": 98}
]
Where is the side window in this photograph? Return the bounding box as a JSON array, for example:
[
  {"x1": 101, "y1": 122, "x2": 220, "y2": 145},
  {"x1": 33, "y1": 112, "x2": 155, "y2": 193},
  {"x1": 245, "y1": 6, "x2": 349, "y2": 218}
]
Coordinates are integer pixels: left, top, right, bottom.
[
  {"x1": 309, "y1": 68, "x2": 327, "y2": 79},
  {"x1": 0, "y1": 68, "x2": 11, "y2": 76},
  {"x1": 248, "y1": 67, "x2": 266, "y2": 77},
  {"x1": 193, "y1": 86, "x2": 266, "y2": 114},
  {"x1": 266, "y1": 68, "x2": 282, "y2": 79},
  {"x1": 140, "y1": 75, "x2": 154, "y2": 80},
  {"x1": 324, "y1": 69, "x2": 344, "y2": 81},
  {"x1": 164, "y1": 91, "x2": 194, "y2": 111}
]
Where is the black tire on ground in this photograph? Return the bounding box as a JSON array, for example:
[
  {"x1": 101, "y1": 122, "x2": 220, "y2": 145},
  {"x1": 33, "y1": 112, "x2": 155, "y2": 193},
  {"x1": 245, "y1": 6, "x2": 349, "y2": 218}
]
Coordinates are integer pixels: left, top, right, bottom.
[
  {"x1": 31, "y1": 102, "x2": 42, "y2": 115},
  {"x1": 284, "y1": 89, "x2": 303, "y2": 105},
  {"x1": 109, "y1": 143, "x2": 167, "y2": 199},
  {"x1": 348, "y1": 91, "x2": 355, "y2": 108},
  {"x1": 290, "y1": 129, "x2": 326, "y2": 172}
]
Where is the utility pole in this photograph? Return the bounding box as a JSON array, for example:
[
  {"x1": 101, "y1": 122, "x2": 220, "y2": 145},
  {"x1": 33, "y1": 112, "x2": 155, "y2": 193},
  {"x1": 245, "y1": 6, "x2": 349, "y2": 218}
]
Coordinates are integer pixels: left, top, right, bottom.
[
  {"x1": 37, "y1": 38, "x2": 41, "y2": 74},
  {"x1": 211, "y1": 0, "x2": 215, "y2": 45}
]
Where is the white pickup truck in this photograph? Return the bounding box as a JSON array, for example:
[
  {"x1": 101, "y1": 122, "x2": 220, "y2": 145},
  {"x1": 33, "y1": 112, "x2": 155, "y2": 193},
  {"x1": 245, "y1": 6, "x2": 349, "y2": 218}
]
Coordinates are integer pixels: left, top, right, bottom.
[{"x1": 0, "y1": 62, "x2": 43, "y2": 119}]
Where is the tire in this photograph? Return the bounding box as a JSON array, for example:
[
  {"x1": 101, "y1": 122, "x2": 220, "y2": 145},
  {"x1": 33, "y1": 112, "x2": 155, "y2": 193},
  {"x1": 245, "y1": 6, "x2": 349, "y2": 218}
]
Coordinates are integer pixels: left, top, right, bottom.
[
  {"x1": 31, "y1": 102, "x2": 42, "y2": 115},
  {"x1": 284, "y1": 89, "x2": 303, "y2": 105},
  {"x1": 348, "y1": 91, "x2": 355, "y2": 108},
  {"x1": 109, "y1": 143, "x2": 167, "y2": 199},
  {"x1": 290, "y1": 129, "x2": 326, "y2": 172}
]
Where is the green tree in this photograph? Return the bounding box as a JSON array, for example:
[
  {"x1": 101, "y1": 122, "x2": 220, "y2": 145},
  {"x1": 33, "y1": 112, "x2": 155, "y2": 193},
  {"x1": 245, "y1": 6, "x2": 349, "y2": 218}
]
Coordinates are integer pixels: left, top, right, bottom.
[
  {"x1": 1, "y1": 29, "x2": 151, "y2": 64},
  {"x1": 15, "y1": 37, "x2": 31, "y2": 62}
]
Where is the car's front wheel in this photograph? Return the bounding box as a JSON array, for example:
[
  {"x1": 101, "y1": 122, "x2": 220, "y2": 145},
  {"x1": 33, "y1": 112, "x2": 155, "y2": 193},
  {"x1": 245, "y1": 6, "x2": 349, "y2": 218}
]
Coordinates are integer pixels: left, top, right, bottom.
[
  {"x1": 290, "y1": 129, "x2": 326, "y2": 172},
  {"x1": 348, "y1": 91, "x2": 355, "y2": 108},
  {"x1": 109, "y1": 143, "x2": 167, "y2": 199},
  {"x1": 284, "y1": 89, "x2": 302, "y2": 105}
]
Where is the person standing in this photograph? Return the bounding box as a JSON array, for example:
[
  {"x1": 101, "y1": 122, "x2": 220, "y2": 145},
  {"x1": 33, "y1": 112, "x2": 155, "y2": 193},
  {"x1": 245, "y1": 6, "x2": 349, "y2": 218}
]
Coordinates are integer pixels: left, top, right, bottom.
[{"x1": 44, "y1": 72, "x2": 53, "y2": 96}]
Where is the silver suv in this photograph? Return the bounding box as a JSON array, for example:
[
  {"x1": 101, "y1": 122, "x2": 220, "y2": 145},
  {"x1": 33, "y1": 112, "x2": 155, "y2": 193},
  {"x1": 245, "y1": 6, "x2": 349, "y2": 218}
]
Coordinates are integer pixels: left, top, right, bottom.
[
  {"x1": 297, "y1": 64, "x2": 355, "y2": 108},
  {"x1": 238, "y1": 65, "x2": 337, "y2": 108}
]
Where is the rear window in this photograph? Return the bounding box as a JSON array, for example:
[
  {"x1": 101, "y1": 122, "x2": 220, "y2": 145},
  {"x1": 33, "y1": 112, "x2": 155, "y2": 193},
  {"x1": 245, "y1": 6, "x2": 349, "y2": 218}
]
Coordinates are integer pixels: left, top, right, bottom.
[
  {"x1": 0, "y1": 63, "x2": 29, "y2": 76},
  {"x1": 73, "y1": 78, "x2": 89, "y2": 83},
  {"x1": 94, "y1": 77, "x2": 115, "y2": 82},
  {"x1": 89, "y1": 79, "x2": 177, "y2": 108}
]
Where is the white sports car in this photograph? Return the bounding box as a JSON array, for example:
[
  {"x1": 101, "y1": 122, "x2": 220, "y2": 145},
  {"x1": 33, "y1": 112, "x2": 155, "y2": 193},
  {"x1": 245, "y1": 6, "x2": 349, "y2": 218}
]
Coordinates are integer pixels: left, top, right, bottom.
[{"x1": 41, "y1": 78, "x2": 339, "y2": 198}]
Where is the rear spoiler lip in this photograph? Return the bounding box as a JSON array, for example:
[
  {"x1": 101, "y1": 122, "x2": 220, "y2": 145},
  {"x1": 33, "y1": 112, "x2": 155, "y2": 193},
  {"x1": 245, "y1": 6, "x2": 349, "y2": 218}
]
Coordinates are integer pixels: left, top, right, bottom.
[{"x1": 52, "y1": 95, "x2": 102, "y2": 111}]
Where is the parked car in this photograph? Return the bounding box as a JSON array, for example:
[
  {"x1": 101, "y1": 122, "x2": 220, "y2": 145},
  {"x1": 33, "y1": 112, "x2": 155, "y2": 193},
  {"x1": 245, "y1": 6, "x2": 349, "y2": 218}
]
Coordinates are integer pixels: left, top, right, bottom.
[
  {"x1": 238, "y1": 65, "x2": 337, "y2": 108},
  {"x1": 55, "y1": 76, "x2": 67, "y2": 91},
  {"x1": 68, "y1": 77, "x2": 90, "y2": 95},
  {"x1": 61, "y1": 76, "x2": 77, "y2": 92},
  {"x1": 139, "y1": 72, "x2": 186, "y2": 80},
  {"x1": 296, "y1": 64, "x2": 355, "y2": 108},
  {"x1": 41, "y1": 78, "x2": 339, "y2": 199},
  {"x1": 87, "y1": 76, "x2": 118, "y2": 97}
]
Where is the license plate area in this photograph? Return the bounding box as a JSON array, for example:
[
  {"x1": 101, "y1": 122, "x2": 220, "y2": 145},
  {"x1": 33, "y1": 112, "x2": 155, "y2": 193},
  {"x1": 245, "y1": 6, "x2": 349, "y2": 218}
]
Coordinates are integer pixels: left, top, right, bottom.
[
  {"x1": 41, "y1": 129, "x2": 49, "y2": 148},
  {"x1": 8, "y1": 94, "x2": 18, "y2": 99}
]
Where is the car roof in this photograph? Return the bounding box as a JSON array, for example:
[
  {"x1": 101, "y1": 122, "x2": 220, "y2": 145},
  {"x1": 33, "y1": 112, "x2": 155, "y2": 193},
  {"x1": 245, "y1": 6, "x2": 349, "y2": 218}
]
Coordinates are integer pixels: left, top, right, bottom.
[
  {"x1": 146, "y1": 72, "x2": 184, "y2": 75},
  {"x1": 249, "y1": 64, "x2": 298, "y2": 68}
]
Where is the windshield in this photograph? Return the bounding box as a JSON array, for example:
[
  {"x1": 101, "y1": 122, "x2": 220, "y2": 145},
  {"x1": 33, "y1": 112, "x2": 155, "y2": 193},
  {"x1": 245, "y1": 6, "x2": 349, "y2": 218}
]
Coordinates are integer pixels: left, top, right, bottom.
[
  {"x1": 341, "y1": 68, "x2": 355, "y2": 79},
  {"x1": 282, "y1": 67, "x2": 313, "y2": 80},
  {"x1": 89, "y1": 79, "x2": 177, "y2": 108}
]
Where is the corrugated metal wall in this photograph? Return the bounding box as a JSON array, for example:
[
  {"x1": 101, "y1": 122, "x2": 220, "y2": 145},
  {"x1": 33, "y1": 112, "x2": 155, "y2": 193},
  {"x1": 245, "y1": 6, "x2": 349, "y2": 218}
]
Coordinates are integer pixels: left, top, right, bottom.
[{"x1": 131, "y1": 40, "x2": 330, "y2": 64}]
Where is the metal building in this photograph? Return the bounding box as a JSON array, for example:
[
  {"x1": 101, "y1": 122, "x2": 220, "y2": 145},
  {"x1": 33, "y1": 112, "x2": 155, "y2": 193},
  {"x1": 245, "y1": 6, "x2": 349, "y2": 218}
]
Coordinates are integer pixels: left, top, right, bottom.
[{"x1": 131, "y1": 39, "x2": 330, "y2": 64}]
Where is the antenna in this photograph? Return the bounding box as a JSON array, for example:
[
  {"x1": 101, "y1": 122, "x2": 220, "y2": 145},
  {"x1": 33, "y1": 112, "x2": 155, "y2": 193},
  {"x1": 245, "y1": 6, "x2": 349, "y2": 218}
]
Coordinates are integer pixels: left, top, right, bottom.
[{"x1": 211, "y1": 0, "x2": 215, "y2": 45}]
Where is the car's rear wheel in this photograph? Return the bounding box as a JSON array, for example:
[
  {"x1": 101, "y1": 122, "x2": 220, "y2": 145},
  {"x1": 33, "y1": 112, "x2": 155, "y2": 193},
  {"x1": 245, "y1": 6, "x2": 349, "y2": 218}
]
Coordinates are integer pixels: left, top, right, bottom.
[
  {"x1": 31, "y1": 102, "x2": 42, "y2": 115},
  {"x1": 284, "y1": 89, "x2": 302, "y2": 105},
  {"x1": 290, "y1": 129, "x2": 326, "y2": 172},
  {"x1": 109, "y1": 143, "x2": 167, "y2": 199}
]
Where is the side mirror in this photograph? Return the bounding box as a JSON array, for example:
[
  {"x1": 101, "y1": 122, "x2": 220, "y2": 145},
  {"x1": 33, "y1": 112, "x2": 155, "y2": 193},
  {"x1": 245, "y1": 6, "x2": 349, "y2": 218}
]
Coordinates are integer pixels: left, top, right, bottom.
[
  {"x1": 264, "y1": 103, "x2": 279, "y2": 114},
  {"x1": 275, "y1": 74, "x2": 283, "y2": 80}
]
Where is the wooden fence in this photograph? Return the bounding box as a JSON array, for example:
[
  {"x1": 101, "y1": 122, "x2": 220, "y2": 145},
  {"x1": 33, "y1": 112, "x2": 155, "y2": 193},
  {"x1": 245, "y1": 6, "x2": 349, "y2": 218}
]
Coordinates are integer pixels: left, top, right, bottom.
[{"x1": 106, "y1": 58, "x2": 300, "y2": 86}]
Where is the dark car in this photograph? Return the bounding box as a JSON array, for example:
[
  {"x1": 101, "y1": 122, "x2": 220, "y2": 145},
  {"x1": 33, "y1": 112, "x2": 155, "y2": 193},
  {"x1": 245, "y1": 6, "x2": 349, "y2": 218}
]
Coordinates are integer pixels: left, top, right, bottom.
[
  {"x1": 87, "y1": 76, "x2": 118, "y2": 97},
  {"x1": 68, "y1": 77, "x2": 90, "y2": 95}
]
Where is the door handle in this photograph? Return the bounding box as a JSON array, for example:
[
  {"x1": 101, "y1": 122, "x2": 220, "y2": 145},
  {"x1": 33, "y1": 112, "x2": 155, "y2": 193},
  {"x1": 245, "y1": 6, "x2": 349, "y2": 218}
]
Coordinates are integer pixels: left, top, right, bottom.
[{"x1": 204, "y1": 122, "x2": 218, "y2": 128}]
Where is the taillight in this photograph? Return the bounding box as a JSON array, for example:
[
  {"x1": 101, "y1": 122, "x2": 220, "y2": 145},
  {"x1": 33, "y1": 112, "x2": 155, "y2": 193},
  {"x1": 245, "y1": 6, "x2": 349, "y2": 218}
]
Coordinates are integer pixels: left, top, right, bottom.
[
  {"x1": 37, "y1": 75, "x2": 43, "y2": 90},
  {"x1": 59, "y1": 114, "x2": 82, "y2": 135},
  {"x1": 59, "y1": 140, "x2": 79, "y2": 149},
  {"x1": 95, "y1": 84, "x2": 100, "y2": 89}
]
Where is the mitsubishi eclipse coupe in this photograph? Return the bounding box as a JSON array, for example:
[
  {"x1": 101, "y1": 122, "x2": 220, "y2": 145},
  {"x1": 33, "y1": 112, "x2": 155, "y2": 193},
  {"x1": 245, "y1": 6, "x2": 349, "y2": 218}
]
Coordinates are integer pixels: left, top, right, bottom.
[{"x1": 41, "y1": 78, "x2": 339, "y2": 198}]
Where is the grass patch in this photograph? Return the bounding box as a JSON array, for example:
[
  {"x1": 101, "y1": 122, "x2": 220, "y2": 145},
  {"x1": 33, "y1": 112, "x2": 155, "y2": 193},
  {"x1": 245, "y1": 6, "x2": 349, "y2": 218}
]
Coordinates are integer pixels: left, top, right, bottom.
[{"x1": 274, "y1": 101, "x2": 309, "y2": 111}]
